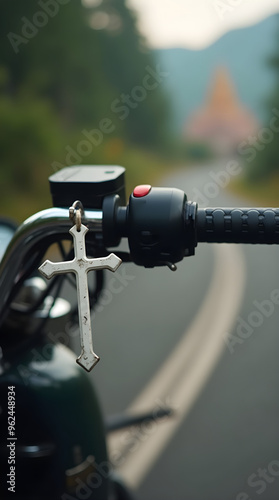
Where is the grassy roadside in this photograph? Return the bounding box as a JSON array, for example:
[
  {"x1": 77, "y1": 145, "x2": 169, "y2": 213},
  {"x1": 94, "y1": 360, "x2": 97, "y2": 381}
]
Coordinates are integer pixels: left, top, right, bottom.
[
  {"x1": 229, "y1": 173, "x2": 279, "y2": 207},
  {"x1": 0, "y1": 145, "x2": 174, "y2": 223}
]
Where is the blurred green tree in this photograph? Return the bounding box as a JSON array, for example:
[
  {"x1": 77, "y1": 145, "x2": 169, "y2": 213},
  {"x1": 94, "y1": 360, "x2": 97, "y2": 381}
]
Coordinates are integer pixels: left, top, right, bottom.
[
  {"x1": 89, "y1": 0, "x2": 170, "y2": 146},
  {"x1": 0, "y1": 1, "x2": 115, "y2": 125},
  {"x1": 246, "y1": 15, "x2": 279, "y2": 181},
  {"x1": 0, "y1": 0, "x2": 170, "y2": 217},
  {"x1": 0, "y1": 0, "x2": 169, "y2": 141}
]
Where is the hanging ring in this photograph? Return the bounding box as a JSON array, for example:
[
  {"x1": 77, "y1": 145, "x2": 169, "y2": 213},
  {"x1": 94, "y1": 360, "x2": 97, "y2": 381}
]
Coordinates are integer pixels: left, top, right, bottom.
[
  {"x1": 75, "y1": 209, "x2": 81, "y2": 231},
  {"x1": 69, "y1": 200, "x2": 84, "y2": 231}
]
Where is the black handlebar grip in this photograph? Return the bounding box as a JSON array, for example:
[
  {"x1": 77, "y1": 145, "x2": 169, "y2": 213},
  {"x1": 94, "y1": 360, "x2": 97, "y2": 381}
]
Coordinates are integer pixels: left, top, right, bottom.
[{"x1": 196, "y1": 208, "x2": 279, "y2": 244}]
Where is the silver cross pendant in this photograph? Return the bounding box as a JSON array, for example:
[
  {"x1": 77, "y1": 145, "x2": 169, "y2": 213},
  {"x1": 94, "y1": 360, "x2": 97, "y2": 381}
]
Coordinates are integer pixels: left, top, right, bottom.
[{"x1": 38, "y1": 223, "x2": 122, "y2": 371}]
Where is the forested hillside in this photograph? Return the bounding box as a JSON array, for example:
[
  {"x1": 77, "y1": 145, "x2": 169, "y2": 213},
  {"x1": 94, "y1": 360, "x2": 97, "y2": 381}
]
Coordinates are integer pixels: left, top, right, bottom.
[{"x1": 0, "y1": 0, "x2": 170, "y2": 220}]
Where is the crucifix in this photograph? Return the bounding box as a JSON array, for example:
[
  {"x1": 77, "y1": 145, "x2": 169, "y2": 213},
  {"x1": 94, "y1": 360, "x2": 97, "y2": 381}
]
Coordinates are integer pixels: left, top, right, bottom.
[{"x1": 39, "y1": 220, "x2": 122, "y2": 372}]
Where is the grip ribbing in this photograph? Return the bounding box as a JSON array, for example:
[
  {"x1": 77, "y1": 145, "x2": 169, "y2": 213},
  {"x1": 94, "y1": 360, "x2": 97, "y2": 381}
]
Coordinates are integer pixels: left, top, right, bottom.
[{"x1": 197, "y1": 208, "x2": 279, "y2": 244}]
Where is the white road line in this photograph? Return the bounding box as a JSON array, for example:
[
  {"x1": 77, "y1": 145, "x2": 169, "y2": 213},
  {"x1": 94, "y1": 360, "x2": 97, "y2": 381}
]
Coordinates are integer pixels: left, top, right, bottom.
[{"x1": 108, "y1": 243, "x2": 246, "y2": 489}]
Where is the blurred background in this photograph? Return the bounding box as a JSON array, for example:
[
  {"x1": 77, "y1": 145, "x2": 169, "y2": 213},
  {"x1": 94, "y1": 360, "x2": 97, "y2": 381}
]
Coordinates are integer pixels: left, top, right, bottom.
[
  {"x1": 0, "y1": 0, "x2": 278, "y2": 220},
  {"x1": 1, "y1": 2, "x2": 279, "y2": 499}
]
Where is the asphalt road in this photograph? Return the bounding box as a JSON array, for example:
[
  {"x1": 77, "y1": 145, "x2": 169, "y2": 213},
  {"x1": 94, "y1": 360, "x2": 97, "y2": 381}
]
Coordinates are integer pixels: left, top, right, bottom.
[{"x1": 76, "y1": 161, "x2": 279, "y2": 500}]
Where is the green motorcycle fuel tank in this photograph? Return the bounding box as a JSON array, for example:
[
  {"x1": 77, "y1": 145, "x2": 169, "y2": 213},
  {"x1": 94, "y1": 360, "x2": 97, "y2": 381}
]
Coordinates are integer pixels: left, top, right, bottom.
[{"x1": 0, "y1": 337, "x2": 110, "y2": 500}]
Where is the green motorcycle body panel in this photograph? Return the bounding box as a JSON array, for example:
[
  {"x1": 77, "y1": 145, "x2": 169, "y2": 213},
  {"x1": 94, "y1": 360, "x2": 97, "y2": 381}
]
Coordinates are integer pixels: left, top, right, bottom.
[{"x1": 0, "y1": 338, "x2": 110, "y2": 500}]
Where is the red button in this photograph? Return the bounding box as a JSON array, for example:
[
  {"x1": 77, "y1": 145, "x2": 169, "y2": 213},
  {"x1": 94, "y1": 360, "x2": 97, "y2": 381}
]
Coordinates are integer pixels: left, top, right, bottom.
[{"x1": 133, "y1": 185, "x2": 151, "y2": 197}]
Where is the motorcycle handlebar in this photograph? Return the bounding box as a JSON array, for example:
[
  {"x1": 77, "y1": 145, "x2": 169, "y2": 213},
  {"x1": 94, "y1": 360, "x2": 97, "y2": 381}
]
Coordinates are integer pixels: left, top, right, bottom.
[
  {"x1": 196, "y1": 207, "x2": 279, "y2": 244},
  {"x1": 0, "y1": 207, "x2": 102, "y2": 325},
  {"x1": 103, "y1": 187, "x2": 279, "y2": 269},
  {"x1": 1, "y1": 184, "x2": 279, "y2": 322}
]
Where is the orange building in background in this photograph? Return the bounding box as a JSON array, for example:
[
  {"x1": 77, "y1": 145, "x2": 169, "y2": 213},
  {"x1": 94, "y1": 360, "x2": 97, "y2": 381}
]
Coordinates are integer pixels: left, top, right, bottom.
[{"x1": 184, "y1": 67, "x2": 259, "y2": 154}]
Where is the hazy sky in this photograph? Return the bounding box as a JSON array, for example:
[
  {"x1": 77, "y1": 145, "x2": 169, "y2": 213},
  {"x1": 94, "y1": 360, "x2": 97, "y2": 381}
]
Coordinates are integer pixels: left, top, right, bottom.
[{"x1": 127, "y1": 0, "x2": 279, "y2": 49}]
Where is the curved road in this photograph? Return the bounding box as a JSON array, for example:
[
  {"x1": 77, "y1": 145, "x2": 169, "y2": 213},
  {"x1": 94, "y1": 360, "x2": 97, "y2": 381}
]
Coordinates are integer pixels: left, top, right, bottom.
[{"x1": 88, "y1": 162, "x2": 279, "y2": 500}]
